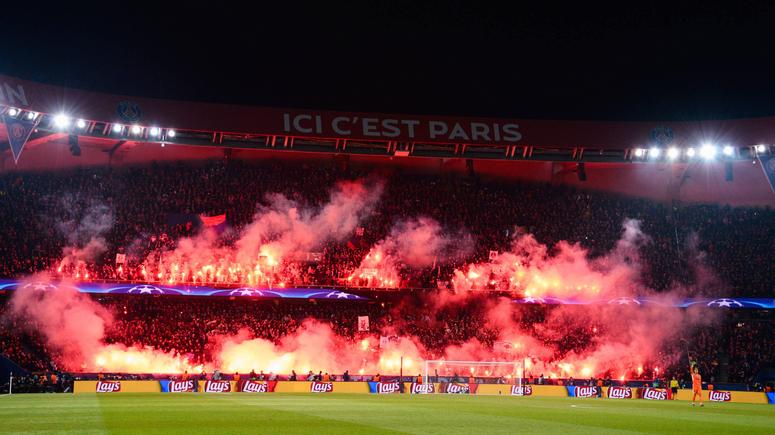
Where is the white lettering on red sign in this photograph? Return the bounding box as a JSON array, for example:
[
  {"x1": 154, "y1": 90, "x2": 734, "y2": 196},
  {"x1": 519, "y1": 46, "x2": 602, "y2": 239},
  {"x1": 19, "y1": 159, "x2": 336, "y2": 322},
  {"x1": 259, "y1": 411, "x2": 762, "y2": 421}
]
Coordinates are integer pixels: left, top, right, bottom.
[
  {"x1": 607, "y1": 386, "x2": 632, "y2": 399},
  {"x1": 169, "y1": 380, "x2": 196, "y2": 392},
  {"x1": 411, "y1": 383, "x2": 434, "y2": 394},
  {"x1": 510, "y1": 385, "x2": 533, "y2": 396},
  {"x1": 204, "y1": 381, "x2": 231, "y2": 393},
  {"x1": 96, "y1": 381, "x2": 121, "y2": 393},
  {"x1": 282, "y1": 113, "x2": 522, "y2": 143},
  {"x1": 377, "y1": 381, "x2": 401, "y2": 394},
  {"x1": 310, "y1": 382, "x2": 334, "y2": 393},
  {"x1": 445, "y1": 383, "x2": 470, "y2": 394},
  {"x1": 709, "y1": 391, "x2": 731, "y2": 402},
  {"x1": 643, "y1": 388, "x2": 668, "y2": 400},
  {"x1": 242, "y1": 381, "x2": 270, "y2": 393}
]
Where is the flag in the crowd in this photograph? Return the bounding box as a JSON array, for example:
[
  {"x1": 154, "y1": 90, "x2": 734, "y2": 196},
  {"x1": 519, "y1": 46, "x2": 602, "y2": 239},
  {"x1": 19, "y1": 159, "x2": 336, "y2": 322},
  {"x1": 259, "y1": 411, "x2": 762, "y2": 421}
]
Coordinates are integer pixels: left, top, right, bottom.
[
  {"x1": 379, "y1": 336, "x2": 389, "y2": 348},
  {"x1": 758, "y1": 155, "x2": 775, "y2": 195},
  {"x1": 358, "y1": 316, "x2": 369, "y2": 332},
  {"x1": 489, "y1": 250, "x2": 499, "y2": 260},
  {"x1": 115, "y1": 253, "x2": 126, "y2": 264},
  {"x1": 2, "y1": 113, "x2": 40, "y2": 164},
  {"x1": 199, "y1": 213, "x2": 227, "y2": 227}
]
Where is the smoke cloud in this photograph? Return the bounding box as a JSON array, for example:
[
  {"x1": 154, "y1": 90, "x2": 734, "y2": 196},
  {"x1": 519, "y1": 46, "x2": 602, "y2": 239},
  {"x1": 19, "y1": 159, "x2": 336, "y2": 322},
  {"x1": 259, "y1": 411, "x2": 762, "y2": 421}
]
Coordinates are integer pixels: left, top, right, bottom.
[
  {"x1": 55, "y1": 196, "x2": 114, "y2": 272},
  {"x1": 349, "y1": 217, "x2": 472, "y2": 287},
  {"x1": 144, "y1": 178, "x2": 384, "y2": 285}
]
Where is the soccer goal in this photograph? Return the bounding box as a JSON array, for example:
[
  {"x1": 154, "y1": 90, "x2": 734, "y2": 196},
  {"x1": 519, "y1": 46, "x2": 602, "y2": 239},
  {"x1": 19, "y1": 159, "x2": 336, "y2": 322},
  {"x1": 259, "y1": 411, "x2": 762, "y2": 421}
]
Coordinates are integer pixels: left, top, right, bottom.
[{"x1": 423, "y1": 360, "x2": 525, "y2": 394}]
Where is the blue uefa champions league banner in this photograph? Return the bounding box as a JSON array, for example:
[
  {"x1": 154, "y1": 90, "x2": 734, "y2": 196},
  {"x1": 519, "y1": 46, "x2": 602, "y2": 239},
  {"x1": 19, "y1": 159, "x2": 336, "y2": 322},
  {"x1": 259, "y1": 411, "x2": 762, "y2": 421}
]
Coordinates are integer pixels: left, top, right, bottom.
[
  {"x1": 513, "y1": 296, "x2": 775, "y2": 309},
  {"x1": 0, "y1": 279, "x2": 367, "y2": 300}
]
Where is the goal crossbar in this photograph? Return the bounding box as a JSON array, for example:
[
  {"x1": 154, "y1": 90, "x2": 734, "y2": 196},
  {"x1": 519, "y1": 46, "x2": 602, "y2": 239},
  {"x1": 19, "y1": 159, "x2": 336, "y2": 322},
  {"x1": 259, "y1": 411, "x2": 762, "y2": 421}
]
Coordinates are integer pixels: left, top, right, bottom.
[{"x1": 423, "y1": 360, "x2": 523, "y2": 386}]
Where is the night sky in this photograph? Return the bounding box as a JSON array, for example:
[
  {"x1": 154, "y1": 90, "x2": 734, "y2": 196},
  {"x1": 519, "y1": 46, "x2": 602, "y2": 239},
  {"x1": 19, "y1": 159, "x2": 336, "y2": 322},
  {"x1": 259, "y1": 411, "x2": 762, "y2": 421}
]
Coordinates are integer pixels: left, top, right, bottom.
[{"x1": 1, "y1": 2, "x2": 774, "y2": 121}]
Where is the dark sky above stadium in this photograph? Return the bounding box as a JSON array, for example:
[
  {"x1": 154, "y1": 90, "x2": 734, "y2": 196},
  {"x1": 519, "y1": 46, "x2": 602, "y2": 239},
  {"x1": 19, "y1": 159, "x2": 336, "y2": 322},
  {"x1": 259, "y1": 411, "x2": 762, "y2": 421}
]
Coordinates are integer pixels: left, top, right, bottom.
[{"x1": 1, "y1": 2, "x2": 774, "y2": 121}]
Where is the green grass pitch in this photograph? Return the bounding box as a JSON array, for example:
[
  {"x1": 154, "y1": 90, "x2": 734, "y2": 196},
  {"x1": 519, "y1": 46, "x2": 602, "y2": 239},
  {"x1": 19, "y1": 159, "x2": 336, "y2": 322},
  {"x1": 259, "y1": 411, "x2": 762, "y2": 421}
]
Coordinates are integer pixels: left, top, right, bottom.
[{"x1": 1, "y1": 393, "x2": 773, "y2": 434}]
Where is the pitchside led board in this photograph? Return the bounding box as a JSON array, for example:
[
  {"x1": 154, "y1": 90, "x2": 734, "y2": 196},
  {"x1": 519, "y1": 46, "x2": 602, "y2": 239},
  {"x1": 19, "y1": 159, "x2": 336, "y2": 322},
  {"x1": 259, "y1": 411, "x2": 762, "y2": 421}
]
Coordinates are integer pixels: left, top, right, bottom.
[{"x1": 74, "y1": 381, "x2": 772, "y2": 405}]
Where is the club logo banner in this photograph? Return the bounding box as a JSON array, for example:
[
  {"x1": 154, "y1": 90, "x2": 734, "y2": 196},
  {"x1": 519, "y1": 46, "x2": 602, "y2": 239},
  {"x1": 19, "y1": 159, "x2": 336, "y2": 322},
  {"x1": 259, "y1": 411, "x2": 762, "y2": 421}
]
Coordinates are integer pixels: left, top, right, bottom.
[
  {"x1": 709, "y1": 391, "x2": 732, "y2": 402},
  {"x1": 310, "y1": 382, "x2": 334, "y2": 393},
  {"x1": 203, "y1": 380, "x2": 232, "y2": 393},
  {"x1": 440, "y1": 382, "x2": 478, "y2": 394},
  {"x1": 510, "y1": 385, "x2": 533, "y2": 396},
  {"x1": 567, "y1": 386, "x2": 599, "y2": 398},
  {"x1": 607, "y1": 386, "x2": 632, "y2": 399},
  {"x1": 642, "y1": 387, "x2": 668, "y2": 400},
  {"x1": 368, "y1": 381, "x2": 401, "y2": 394},
  {"x1": 410, "y1": 383, "x2": 435, "y2": 394},
  {"x1": 161, "y1": 380, "x2": 197, "y2": 393},
  {"x1": 239, "y1": 380, "x2": 277, "y2": 393},
  {"x1": 96, "y1": 381, "x2": 121, "y2": 393}
]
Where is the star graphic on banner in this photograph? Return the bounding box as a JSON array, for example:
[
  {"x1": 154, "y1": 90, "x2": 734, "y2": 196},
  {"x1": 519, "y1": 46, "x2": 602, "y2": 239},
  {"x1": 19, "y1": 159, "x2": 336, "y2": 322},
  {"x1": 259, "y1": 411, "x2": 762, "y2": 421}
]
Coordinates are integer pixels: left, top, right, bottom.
[
  {"x1": 128, "y1": 285, "x2": 163, "y2": 295},
  {"x1": 707, "y1": 298, "x2": 742, "y2": 308},
  {"x1": 22, "y1": 282, "x2": 58, "y2": 292},
  {"x1": 326, "y1": 291, "x2": 353, "y2": 299},
  {"x1": 523, "y1": 296, "x2": 546, "y2": 304},
  {"x1": 230, "y1": 288, "x2": 263, "y2": 297},
  {"x1": 608, "y1": 297, "x2": 641, "y2": 305}
]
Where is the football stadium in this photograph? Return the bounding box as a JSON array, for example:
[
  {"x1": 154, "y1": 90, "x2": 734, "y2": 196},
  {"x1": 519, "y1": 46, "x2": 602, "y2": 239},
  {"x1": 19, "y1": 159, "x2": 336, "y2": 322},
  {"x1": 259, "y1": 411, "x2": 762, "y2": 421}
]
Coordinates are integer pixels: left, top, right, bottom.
[{"x1": 2, "y1": 5, "x2": 775, "y2": 434}]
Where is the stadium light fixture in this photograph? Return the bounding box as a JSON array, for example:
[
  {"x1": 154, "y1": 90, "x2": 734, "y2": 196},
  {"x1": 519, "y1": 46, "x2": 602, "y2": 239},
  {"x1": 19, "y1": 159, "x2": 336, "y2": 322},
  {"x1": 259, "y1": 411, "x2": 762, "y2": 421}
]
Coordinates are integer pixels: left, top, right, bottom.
[
  {"x1": 722, "y1": 145, "x2": 734, "y2": 156},
  {"x1": 700, "y1": 143, "x2": 716, "y2": 160},
  {"x1": 167, "y1": 129, "x2": 176, "y2": 138},
  {"x1": 649, "y1": 147, "x2": 661, "y2": 158},
  {"x1": 686, "y1": 147, "x2": 696, "y2": 158},
  {"x1": 667, "y1": 147, "x2": 680, "y2": 160},
  {"x1": 131, "y1": 125, "x2": 142, "y2": 135},
  {"x1": 53, "y1": 113, "x2": 71, "y2": 129},
  {"x1": 26, "y1": 111, "x2": 38, "y2": 120},
  {"x1": 76, "y1": 119, "x2": 87, "y2": 129},
  {"x1": 755, "y1": 144, "x2": 766, "y2": 153},
  {"x1": 7, "y1": 107, "x2": 18, "y2": 117},
  {"x1": 149, "y1": 127, "x2": 161, "y2": 136},
  {"x1": 633, "y1": 148, "x2": 644, "y2": 157},
  {"x1": 112, "y1": 124, "x2": 123, "y2": 133}
]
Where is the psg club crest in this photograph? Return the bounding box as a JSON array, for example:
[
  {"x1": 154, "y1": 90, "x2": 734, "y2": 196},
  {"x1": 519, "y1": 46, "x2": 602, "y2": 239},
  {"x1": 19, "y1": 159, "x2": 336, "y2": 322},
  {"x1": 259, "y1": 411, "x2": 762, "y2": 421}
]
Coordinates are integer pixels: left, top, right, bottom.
[
  {"x1": 10, "y1": 122, "x2": 26, "y2": 140},
  {"x1": 650, "y1": 126, "x2": 675, "y2": 146},
  {"x1": 116, "y1": 100, "x2": 142, "y2": 122}
]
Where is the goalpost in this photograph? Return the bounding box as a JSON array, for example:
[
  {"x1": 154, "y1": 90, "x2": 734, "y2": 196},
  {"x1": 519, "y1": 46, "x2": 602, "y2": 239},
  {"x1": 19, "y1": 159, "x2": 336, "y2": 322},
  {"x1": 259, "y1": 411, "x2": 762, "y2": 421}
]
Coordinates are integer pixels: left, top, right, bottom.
[{"x1": 422, "y1": 360, "x2": 525, "y2": 395}]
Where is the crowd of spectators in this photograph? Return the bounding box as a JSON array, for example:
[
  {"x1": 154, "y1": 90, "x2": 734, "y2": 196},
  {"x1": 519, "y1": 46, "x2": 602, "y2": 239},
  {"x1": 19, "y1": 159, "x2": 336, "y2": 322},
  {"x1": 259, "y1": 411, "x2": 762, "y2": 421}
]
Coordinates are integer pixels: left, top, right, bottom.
[
  {"x1": 0, "y1": 159, "x2": 773, "y2": 295},
  {"x1": 0, "y1": 158, "x2": 774, "y2": 390},
  {"x1": 1, "y1": 293, "x2": 773, "y2": 388}
]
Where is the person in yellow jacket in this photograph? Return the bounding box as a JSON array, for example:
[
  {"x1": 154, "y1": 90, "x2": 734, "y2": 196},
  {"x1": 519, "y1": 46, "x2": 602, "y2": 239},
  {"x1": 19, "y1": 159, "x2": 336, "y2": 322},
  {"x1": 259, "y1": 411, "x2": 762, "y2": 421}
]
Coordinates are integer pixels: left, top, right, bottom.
[{"x1": 669, "y1": 377, "x2": 679, "y2": 400}]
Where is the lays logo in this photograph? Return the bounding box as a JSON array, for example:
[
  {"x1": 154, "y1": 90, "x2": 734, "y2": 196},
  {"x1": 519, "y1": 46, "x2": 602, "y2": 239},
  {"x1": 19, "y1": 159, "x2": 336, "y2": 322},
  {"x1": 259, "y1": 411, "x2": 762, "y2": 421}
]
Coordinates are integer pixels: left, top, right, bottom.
[
  {"x1": 310, "y1": 382, "x2": 334, "y2": 393},
  {"x1": 96, "y1": 381, "x2": 121, "y2": 393}
]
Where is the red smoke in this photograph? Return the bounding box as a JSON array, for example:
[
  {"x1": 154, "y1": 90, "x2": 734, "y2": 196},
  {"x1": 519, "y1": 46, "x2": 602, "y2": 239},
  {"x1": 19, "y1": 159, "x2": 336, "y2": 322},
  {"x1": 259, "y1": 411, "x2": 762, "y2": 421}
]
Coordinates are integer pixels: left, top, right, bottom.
[
  {"x1": 349, "y1": 217, "x2": 471, "y2": 287},
  {"x1": 18, "y1": 195, "x2": 719, "y2": 378},
  {"x1": 138, "y1": 178, "x2": 383, "y2": 286}
]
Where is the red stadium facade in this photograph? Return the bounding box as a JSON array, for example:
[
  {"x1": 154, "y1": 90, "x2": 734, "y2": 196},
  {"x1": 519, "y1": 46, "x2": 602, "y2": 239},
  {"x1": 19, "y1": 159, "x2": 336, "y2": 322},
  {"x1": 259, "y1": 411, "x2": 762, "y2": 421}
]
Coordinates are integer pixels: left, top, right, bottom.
[{"x1": 1, "y1": 73, "x2": 774, "y2": 206}]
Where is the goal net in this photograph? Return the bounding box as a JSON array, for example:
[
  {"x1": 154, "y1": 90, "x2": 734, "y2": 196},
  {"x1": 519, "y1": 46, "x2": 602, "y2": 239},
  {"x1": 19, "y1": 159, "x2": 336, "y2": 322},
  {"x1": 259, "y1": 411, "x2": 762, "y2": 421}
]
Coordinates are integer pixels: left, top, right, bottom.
[{"x1": 422, "y1": 360, "x2": 525, "y2": 395}]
